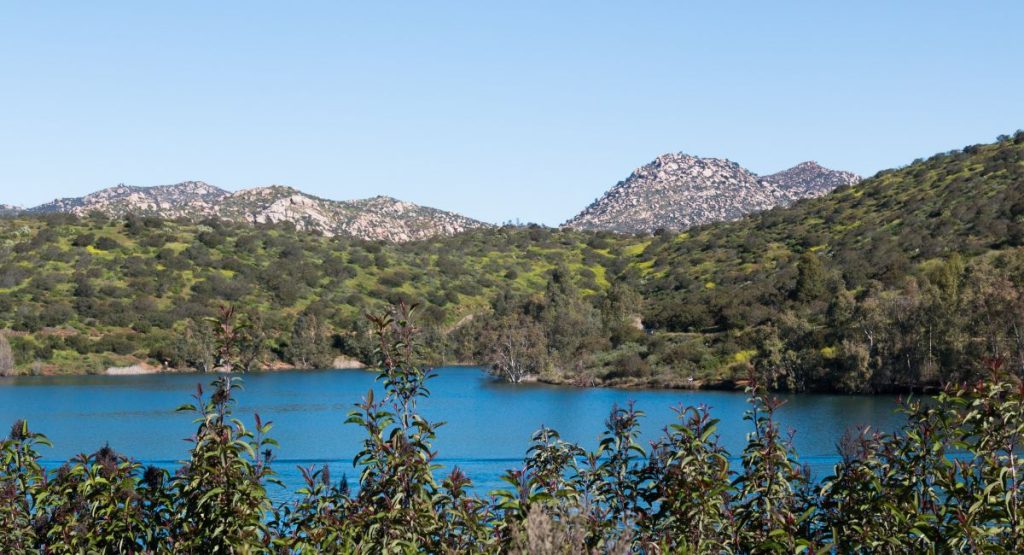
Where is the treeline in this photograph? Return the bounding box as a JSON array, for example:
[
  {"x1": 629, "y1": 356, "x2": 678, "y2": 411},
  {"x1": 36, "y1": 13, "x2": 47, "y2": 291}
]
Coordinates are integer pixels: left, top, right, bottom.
[
  {"x1": 2, "y1": 133, "x2": 1024, "y2": 392},
  {"x1": 3, "y1": 306, "x2": 1024, "y2": 553}
]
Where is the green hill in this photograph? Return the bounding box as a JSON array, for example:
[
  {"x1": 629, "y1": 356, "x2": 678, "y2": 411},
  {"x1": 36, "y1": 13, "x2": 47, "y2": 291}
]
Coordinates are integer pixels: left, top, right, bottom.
[
  {"x1": 1, "y1": 132, "x2": 1023, "y2": 392},
  {"x1": 637, "y1": 131, "x2": 1024, "y2": 390}
]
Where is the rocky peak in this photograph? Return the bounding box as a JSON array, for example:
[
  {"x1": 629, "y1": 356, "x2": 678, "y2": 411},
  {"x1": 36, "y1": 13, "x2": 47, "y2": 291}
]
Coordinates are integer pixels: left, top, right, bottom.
[
  {"x1": 564, "y1": 153, "x2": 858, "y2": 234},
  {"x1": 564, "y1": 153, "x2": 788, "y2": 234},
  {"x1": 794, "y1": 161, "x2": 823, "y2": 169},
  {"x1": 761, "y1": 162, "x2": 861, "y2": 199}
]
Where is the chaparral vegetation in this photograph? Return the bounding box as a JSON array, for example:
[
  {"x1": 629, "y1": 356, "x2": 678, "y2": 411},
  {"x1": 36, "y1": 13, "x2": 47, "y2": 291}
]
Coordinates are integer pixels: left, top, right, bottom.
[
  {"x1": 2, "y1": 304, "x2": 1024, "y2": 553},
  {"x1": 2, "y1": 133, "x2": 1024, "y2": 394}
]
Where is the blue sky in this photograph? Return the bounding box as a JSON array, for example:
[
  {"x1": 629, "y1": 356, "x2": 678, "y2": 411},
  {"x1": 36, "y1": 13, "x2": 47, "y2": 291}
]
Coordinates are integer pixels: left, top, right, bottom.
[{"x1": 1, "y1": 2, "x2": 1022, "y2": 225}]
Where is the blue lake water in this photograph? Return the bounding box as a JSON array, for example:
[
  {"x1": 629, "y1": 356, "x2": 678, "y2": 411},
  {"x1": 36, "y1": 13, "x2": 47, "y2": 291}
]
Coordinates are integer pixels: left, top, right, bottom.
[{"x1": 0, "y1": 366, "x2": 904, "y2": 496}]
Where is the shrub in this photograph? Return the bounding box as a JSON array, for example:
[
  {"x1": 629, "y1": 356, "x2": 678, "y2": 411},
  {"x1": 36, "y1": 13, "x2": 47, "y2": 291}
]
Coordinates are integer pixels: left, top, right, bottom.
[{"x1": 4, "y1": 307, "x2": 1024, "y2": 552}]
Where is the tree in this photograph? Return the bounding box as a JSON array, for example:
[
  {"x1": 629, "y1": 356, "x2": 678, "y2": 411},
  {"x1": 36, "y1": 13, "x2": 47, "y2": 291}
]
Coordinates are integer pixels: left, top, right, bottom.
[
  {"x1": 172, "y1": 377, "x2": 276, "y2": 552},
  {"x1": 836, "y1": 339, "x2": 872, "y2": 392},
  {"x1": 236, "y1": 311, "x2": 271, "y2": 372},
  {"x1": 484, "y1": 312, "x2": 548, "y2": 383},
  {"x1": 541, "y1": 266, "x2": 605, "y2": 366},
  {"x1": 0, "y1": 334, "x2": 13, "y2": 377},
  {"x1": 286, "y1": 312, "x2": 333, "y2": 369},
  {"x1": 173, "y1": 320, "x2": 216, "y2": 372},
  {"x1": 601, "y1": 282, "x2": 644, "y2": 346},
  {"x1": 205, "y1": 306, "x2": 270, "y2": 372},
  {"x1": 792, "y1": 252, "x2": 827, "y2": 302}
]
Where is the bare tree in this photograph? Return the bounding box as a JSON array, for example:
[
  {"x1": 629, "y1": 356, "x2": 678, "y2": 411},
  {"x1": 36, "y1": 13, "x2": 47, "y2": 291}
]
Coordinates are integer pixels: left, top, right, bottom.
[
  {"x1": 486, "y1": 312, "x2": 547, "y2": 383},
  {"x1": 175, "y1": 320, "x2": 216, "y2": 372},
  {"x1": 0, "y1": 333, "x2": 14, "y2": 377},
  {"x1": 205, "y1": 306, "x2": 271, "y2": 372},
  {"x1": 237, "y1": 311, "x2": 271, "y2": 372}
]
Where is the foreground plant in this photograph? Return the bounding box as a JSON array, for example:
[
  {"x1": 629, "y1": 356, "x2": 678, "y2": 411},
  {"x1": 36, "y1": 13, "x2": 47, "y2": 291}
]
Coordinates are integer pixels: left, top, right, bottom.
[
  {"x1": 173, "y1": 376, "x2": 279, "y2": 552},
  {"x1": 0, "y1": 420, "x2": 49, "y2": 552},
  {"x1": 819, "y1": 361, "x2": 1024, "y2": 552},
  {"x1": 3, "y1": 304, "x2": 1024, "y2": 553}
]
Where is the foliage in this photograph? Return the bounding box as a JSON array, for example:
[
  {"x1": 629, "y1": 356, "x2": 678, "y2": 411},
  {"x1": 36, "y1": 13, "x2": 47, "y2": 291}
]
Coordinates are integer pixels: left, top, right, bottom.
[
  {"x1": 4, "y1": 308, "x2": 1024, "y2": 552},
  {"x1": 1, "y1": 132, "x2": 1024, "y2": 394},
  {"x1": 0, "y1": 420, "x2": 49, "y2": 551},
  {"x1": 285, "y1": 311, "x2": 334, "y2": 370},
  {"x1": 479, "y1": 306, "x2": 549, "y2": 383},
  {"x1": 173, "y1": 376, "x2": 279, "y2": 552}
]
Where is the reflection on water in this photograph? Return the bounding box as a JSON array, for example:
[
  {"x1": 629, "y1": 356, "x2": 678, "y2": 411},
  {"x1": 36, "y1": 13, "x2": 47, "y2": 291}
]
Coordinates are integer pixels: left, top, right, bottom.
[{"x1": 0, "y1": 367, "x2": 904, "y2": 493}]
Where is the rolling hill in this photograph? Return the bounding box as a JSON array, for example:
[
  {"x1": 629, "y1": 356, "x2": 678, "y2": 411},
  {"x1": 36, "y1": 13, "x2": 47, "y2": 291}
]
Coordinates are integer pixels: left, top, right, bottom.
[{"x1": 1, "y1": 132, "x2": 1022, "y2": 393}]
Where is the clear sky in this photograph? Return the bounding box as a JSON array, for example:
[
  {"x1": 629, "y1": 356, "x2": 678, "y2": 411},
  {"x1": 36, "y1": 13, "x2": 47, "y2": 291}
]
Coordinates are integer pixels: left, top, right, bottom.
[{"x1": 1, "y1": 2, "x2": 1022, "y2": 225}]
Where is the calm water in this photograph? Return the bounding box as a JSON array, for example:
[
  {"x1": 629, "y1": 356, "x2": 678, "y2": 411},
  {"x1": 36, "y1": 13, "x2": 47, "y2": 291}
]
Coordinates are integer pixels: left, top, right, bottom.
[{"x1": 0, "y1": 367, "x2": 903, "y2": 495}]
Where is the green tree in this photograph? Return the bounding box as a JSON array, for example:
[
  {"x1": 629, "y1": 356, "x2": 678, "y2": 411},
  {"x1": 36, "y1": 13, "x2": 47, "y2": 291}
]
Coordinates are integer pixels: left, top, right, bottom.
[
  {"x1": 343, "y1": 303, "x2": 448, "y2": 550},
  {"x1": 286, "y1": 312, "x2": 334, "y2": 369},
  {"x1": 0, "y1": 421, "x2": 49, "y2": 551},
  {"x1": 792, "y1": 252, "x2": 827, "y2": 302},
  {"x1": 541, "y1": 266, "x2": 605, "y2": 368}
]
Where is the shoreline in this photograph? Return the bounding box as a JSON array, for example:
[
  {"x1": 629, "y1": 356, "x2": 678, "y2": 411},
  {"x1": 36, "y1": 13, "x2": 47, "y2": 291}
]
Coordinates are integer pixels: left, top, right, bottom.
[{"x1": 3, "y1": 357, "x2": 938, "y2": 396}]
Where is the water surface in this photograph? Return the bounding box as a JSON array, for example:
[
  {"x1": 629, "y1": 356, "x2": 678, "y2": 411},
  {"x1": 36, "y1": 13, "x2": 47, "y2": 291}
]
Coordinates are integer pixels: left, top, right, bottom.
[{"x1": 0, "y1": 367, "x2": 903, "y2": 493}]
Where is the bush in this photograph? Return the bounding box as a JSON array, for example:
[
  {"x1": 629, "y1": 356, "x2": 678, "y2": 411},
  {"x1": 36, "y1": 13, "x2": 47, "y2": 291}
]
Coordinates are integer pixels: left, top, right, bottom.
[
  {"x1": 4, "y1": 308, "x2": 1024, "y2": 552},
  {"x1": 93, "y1": 236, "x2": 120, "y2": 251}
]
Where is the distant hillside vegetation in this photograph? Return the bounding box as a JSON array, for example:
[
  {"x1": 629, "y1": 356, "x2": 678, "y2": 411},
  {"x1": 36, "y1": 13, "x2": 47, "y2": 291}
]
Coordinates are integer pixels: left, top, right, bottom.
[
  {"x1": 637, "y1": 131, "x2": 1024, "y2": 390},
  {"x1": 1, "y1": 132, "x2": 1023, "y2": 392}
]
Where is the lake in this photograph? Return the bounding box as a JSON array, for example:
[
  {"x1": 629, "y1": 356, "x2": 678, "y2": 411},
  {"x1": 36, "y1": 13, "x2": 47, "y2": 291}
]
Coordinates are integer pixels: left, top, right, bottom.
[{"x1": 0, "y1": 366, "x2": 904, "y2": 495}]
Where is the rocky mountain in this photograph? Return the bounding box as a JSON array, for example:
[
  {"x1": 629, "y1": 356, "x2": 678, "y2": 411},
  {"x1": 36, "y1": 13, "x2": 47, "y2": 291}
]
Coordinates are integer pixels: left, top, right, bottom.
[
  {"x1": 28, "y1": 182, "x2": 487, "y2": 242},
  {"x1": 761, "y1": 161, "x2": 860, "y2": 198},
  {"x1": 216, "y1": 185, "x2": 486, "y2": 242},
  {"x1": 29, "y1": 181, "x2": 227, "y2": 219},
  {"x1": 0, "y1": 204, "x2": 22, "y2": 216},
  {"x1": 564, "y1": 154, "x2": 860, "y2": 234}
]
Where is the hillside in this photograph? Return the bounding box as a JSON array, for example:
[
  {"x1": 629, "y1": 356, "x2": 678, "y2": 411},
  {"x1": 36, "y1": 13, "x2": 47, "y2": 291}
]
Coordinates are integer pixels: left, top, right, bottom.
[
  {"x1": 28, "y1": 182, "x2": 488, "y2": 242},
  {"x1": 0, "y1": 212, "x2": 643, "y2": 376},
  {"x1": 1, "y1": 132, "x2": 1022, "y2": 392},
  {"x1": 564, "y1": 154, "x2": 859, "y2": 233},
  {"x1": 638, "y1": 136, "x2": 1024, "y2": 297},
  {"x1": 635, "y1": 132, "x2": 1024, "y2": 390}
]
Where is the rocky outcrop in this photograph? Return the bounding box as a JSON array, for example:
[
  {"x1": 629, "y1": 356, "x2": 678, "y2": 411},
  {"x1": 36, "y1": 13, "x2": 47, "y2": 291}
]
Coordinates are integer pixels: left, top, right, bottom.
[
  {"x1": 30, "y1": 181, "x2": 227, "y2": 219},
  {"x1": 0, "y1": 204, "x2": 22, "y2": 216},
  {"x1": 29, "y1": 182, "x2": 488, "y2": 242},
  {"x1": 761, "y1": 161, "x2": 860, "y2": 199},
  {"x1": 217, "y1": 187, "x2": 485, "y2": 242},
  {"x1": 564, "y1": 154, "x2": 860, "y2": 234},
  {"x1": 565, "y1": 154, "x2": 787, "y2": 233}
]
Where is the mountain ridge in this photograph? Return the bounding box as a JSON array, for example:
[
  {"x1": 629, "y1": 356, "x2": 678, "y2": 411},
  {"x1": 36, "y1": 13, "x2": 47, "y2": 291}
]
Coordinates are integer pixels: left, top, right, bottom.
[
  {"x1": 12, "y1": 153, "x2": 861, "y2": 240},
  {"x1": 564, "y1": 154, "x2": 860, "y2": 233},
  {"x1": 27, "y1": 182, "x2": 489, "y2": 242}
]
